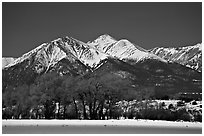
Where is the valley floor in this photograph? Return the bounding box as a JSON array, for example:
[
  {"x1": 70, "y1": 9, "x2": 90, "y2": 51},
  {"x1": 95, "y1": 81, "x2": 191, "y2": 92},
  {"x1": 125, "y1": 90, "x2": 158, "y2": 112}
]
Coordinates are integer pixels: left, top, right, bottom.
[{"x1": 2, "y1": 119, "x2": 202, "y2": 134}]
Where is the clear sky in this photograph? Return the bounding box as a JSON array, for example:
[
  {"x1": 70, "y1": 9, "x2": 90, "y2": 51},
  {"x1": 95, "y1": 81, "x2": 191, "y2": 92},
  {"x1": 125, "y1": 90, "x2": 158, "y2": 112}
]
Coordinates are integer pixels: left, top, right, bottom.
[{"x1": 2, "y1": 2, "x2": 202, "y2": 57}]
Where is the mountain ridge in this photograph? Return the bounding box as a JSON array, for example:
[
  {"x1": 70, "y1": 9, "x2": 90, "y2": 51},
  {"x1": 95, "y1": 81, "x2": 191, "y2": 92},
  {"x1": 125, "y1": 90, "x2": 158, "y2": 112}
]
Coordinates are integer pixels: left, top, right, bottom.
[
  {"x1": 3, "y1": 34, "x2": 168, "y2": 70},
  {"x1": 3, "y1": 35, "x2": 201, "y2": 73},
  {"x1": 150, "y1": 43, "x2": 202, "y2": 72}
]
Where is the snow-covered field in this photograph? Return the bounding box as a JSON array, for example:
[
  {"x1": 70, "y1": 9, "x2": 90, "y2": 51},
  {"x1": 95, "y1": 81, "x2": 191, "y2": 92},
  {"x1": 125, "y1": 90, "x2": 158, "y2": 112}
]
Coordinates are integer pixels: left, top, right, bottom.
[
  {"x1": 2, "y1": 119, "x2": 201, "y2": 127},
  {"x1": 2, "y1": 119, "x2": 202, "y2": 134}
]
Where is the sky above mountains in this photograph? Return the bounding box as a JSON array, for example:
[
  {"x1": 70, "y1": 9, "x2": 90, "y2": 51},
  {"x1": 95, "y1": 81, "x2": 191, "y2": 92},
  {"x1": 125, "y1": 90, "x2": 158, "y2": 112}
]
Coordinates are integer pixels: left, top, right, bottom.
[{"x1": 2, "y1": 2, "x2": 202, "y2": 57}]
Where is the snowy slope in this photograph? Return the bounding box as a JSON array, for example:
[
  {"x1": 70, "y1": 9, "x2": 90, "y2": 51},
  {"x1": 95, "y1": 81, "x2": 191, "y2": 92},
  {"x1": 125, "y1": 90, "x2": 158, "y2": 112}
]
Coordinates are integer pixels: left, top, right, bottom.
[
  {"x1": 2, "y1": 57, "x2": 16, "y2": 69},
  {"x1": 4, "y1": 43, "x2": 48, "y2": 69},
  {"x1": 107, "y1": 39, "x2": 166, "y2": 62},
  {"x1": 3, "y1": 42, "x2": 70, "y2": 74},
  {"x1": 88, "y1": 35, "x2": 167, "y2": 63},
  {"x1": 57, "y1": 36, "x2": 109, "y2": 68},
  {"x1": 150, "y1": 43, "x2": 202, "y2": 72}
]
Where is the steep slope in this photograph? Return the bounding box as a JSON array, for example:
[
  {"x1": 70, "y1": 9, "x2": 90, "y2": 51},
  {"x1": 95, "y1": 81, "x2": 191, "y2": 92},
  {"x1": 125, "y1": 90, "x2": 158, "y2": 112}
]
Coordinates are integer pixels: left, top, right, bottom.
[
  {"x1": 150, "y1": 43, "x2": 202, "y2": 72},
  {"x1": 2, "y1": 57, "x2": 16, "y2": 69},
  {"x1": 88, "y1": 35, "x2": 167, "y2": 63}
]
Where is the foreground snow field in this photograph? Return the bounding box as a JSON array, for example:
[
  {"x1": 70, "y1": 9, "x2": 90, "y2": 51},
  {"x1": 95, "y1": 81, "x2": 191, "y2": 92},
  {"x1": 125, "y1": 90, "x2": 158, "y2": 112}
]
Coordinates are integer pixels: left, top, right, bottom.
[
  {"x1": 2, "y1": 119, "x2": 202, "y2": 134},
  {"x1": 2, "y1": 119, "x2": 201, "y2": 127}
]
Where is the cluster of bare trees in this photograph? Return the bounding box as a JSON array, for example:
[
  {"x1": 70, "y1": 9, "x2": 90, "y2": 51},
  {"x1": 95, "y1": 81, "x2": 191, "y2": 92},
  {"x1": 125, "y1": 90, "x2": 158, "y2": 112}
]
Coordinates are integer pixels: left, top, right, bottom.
[{"x1": 3, "y1": 72, "x2": 138, "y2": 120}]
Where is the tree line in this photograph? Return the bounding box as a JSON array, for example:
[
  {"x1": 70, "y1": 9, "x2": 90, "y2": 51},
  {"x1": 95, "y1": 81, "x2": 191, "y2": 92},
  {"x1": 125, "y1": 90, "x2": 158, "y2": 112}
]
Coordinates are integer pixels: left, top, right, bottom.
[{"x1": 3, "y1": 72, "x2": 140, "y2": 119}]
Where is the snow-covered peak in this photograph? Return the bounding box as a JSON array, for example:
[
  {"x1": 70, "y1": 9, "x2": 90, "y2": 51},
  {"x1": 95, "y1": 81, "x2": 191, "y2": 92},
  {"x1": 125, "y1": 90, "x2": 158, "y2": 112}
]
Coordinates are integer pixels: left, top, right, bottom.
[
  {"x1": 88, "y1": 36, "x2": 167, "y2": 63},
  {"x1": 88, "y1": 34, "x2": 117, "y2": 53},
  {"x1": 96, "y1": 34, "x2": 116, "y2": 41}
]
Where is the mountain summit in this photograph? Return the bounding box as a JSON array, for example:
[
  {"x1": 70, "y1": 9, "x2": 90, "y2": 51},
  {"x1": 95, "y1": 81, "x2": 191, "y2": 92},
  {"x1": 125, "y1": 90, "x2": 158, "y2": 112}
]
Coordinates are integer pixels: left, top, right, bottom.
[{"x1": 88, "y1": 35, "x2": 167, "y2": 63}]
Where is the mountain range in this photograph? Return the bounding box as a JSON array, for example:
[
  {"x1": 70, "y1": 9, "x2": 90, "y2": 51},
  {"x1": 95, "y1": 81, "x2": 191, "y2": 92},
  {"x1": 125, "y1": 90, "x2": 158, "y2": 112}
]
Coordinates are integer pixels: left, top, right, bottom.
[{"x1": 2, "y1": 34, "x2": 202, "y2": 99}]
